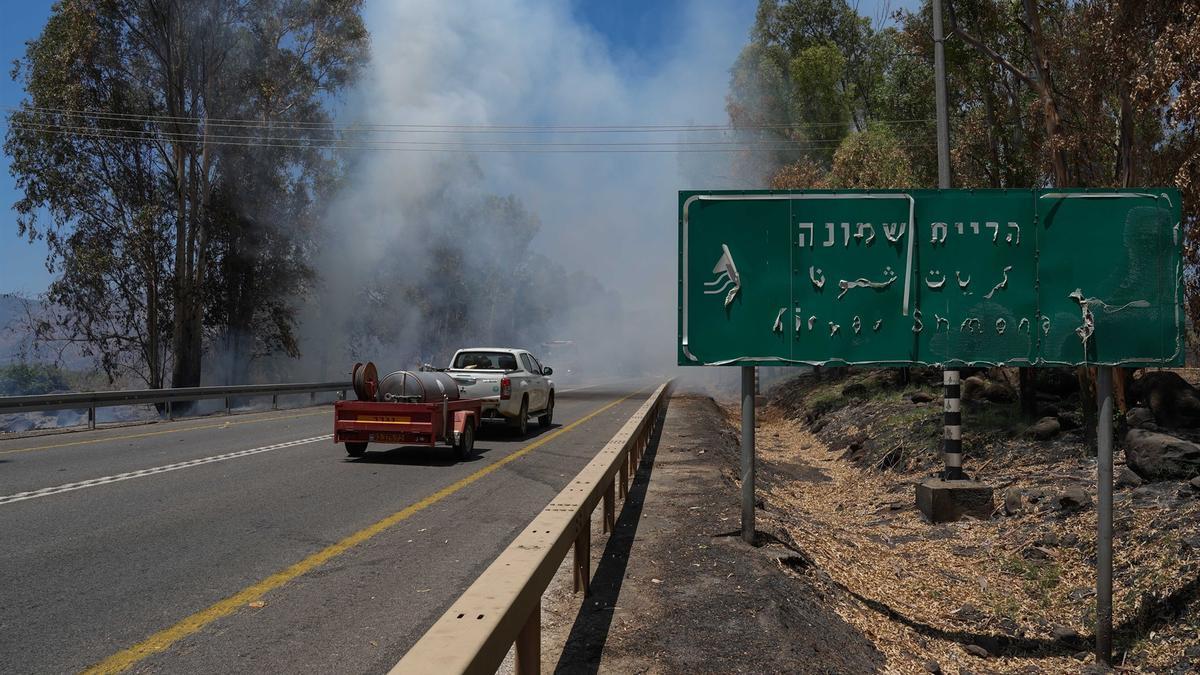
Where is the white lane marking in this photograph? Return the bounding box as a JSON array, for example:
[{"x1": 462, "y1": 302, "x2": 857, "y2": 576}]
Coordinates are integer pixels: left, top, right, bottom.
[{"x1": 0, "y1": 435, "x2": 330, "y2": 506}]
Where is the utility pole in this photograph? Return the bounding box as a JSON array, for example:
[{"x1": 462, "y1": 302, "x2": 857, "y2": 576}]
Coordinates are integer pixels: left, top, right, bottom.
[{"x1": 932, "y1": 0, "x2": 963, "y2": 480}]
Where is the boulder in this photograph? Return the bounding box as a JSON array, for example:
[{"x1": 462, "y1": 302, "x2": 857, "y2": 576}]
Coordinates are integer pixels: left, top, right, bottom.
[
  {"x1": 1130, "y1": 371, "x2": 1200, "y2": 428},
  {"x1": 1026, "y1": 417, "x2": 1062, "y2": 440},
  {"x1": 1003, "y1": 487, "x2": 1024, "y2": 516},
  {"x1": 910, "y1": 391, "x2": 935, "y2": 404},
  {"x1": 962, "y1": 376, "x2": 1017, "y2": 403},
  {"x1": 1126, "y1": 407, "x2": 1155, "y2": 428},
  {"x1": 1056, "y1": 413, "x2": 1082, "y2": 431},
  {"x1": 1115, "y1": 466, "x2": 1144, "y2": 489},
  {"x1": 1055, "y1": 486, "x2": 1091, "y2": 511},
  {"x1": 1124, "y1": 429, "x2": 1200, "y2": 481}
]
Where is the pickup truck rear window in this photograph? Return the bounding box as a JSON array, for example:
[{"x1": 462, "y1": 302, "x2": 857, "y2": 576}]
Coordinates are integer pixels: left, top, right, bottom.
[{"x1": 453, "y1": 351, "x2": 519, "y2": 371}]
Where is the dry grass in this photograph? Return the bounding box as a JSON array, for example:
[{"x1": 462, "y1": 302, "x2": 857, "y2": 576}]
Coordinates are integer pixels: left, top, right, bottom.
[{"x1": 718, "y1": 397, "x2": 1200, "y2": 674}]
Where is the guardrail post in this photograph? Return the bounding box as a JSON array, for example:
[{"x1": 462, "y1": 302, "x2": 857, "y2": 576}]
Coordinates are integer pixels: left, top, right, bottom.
[
  {"x1": 309, "y1": 391, "x2": 315, "y2": 406},
  {"x1": 272, "y1": 394, "x2": 278, "y2": 410},
  {"x1": 167, "y1": 400, "x2": 174, "y2": 420},
  {"x1": 225, "y1": 397, "x2": 231, "y2": 415},
  {"x1": 514, "y1": 601, "x2": 541, "y2": 675},
  {"x1": 573, "y1": 518, "x2": 592, "y2": 596},
  {"x1": 603, "y1": 482, "x2": 615, "y2": 534},
  {"x1": 88, "y1": 406, "x2": 95, "y2": 430},
  {"x1": 618, "y1": 459, "x2": 628, "y2": 499}
]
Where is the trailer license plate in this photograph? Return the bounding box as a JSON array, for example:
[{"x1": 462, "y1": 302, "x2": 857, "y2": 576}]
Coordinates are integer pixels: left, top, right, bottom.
[
  {"x1": 369, "y1": 432, "x2": 406, "y2": 443},
  {"x1": 358, "y1": 415, "x2": 411, "y2": 423}
]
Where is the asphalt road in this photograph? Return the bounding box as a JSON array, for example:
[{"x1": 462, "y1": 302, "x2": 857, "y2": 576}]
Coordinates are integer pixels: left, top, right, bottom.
[{"x1": 0, "y1": 381, "x2": 652, "y2": 674}]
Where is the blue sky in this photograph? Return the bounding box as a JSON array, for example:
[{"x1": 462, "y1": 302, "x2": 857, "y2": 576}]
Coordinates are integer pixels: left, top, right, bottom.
[{"x1": 0, "y1": 0, "x2": 918, "y2": 297}]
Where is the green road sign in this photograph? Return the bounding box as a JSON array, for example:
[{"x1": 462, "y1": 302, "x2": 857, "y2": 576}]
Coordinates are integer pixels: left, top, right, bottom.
[{"x1": 678, "y1": 189, "x2": 1182, "y2": 368}]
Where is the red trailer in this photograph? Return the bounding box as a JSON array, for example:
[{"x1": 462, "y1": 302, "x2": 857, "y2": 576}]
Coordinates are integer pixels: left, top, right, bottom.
[{"x1": 334, "y1": 363, "x2": 482, "y2": 460}]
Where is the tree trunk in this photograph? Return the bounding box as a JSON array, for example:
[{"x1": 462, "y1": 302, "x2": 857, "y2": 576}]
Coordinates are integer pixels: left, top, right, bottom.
[{"x1": 1021, "y1": 0, "x2": 1070, "y2": 186}]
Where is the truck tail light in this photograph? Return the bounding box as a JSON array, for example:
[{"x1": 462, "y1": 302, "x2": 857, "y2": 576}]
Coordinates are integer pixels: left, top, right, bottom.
[{"x1": 500, "y1": 377, "x2": 512, "y2": 400}]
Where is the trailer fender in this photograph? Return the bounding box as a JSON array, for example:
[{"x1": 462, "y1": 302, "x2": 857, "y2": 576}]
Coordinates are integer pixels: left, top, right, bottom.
[
  {"x1": 452, "y1": 410, "x2": 476, "y2": 433},
  {"x1": 451, "y1": 410, "x2": 476, "y2": 444}
]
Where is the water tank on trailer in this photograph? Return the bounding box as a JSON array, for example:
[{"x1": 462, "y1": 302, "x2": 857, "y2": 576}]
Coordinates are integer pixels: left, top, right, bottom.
[{"x1": 377, "y1": 370, "x2": 462, "y2": 403}]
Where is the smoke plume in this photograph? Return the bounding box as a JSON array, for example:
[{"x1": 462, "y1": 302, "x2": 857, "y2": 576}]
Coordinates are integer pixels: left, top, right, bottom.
[{"x1": 298, "y1": 0, "x2": 752, "y2": 383}]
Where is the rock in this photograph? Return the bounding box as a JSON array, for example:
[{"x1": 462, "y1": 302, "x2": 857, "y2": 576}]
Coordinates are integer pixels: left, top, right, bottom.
[
  {"x1": 963, "y1": 644, "x2": 990, "y2": 658},
  {"x1": 1060, "y1": 533, "x2": 1079, "y2": 547},
  {"x1": 1126, "y1": 407, "x2": 1156, "y2": 428},
  {"x1": 1057, "y1": 412, "x2": 1082, "y2": 431},
  {"x1": 1004, "y1": 487, "x2": 1024, "y2": 516},
  {"x1": 1022, "y1": 546, "x2": 1051, "y2": 560},
  {"x1": 952, "y1": 603, "x2": 986, "y2": 623},
  {"x1": 910, "y1": 391, "x2": 935, "y2": 403},
  {"x1": 1124, "y1": 429, "x2": 1200, "y2": 480},
  {"x1": 962, "y1": 376, "x2": 1017, "y2": 403},
  {"x1": 1067, "y1": 587, "x2": 1094, "y2": 601},
  {"x1": 1130, "y1": 371, "x2": 1200, "y2": 428},
  {"x1": 1115, "y1": 466, "x2": 1144, "y2": 489},
  {"x1": 1051, "y1": 625, "x2": 1082, "y2": 643},
  {"x1": 1132, "y1": 485, "x2": 1159, "y2": 501},
  {"x1": 1073, "y1": 651, "x2": 1090, "y2": 661},
  {"x1": 1036, "y1": 531, "x2": 1060, "y2": 547},
  {"x1": 1055, "y1": 486, "x2": 1091, "y2": 511},
  {"x1": 1191, "y1": 476, "x2": 1200, "y2": 491},
  {"x1": 961, "y1": 376, "x2": 986, "y2": 400},
  {"x1": 923, "y1": 660, "x2": 941, "y2": 673},
  {"x1": 1026, "y1": 417, "x2": 1062, "y2": 440}
]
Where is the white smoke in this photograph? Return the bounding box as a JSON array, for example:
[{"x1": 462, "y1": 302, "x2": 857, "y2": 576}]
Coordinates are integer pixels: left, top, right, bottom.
[{"x1": 300, "y1": 0, "x2": 752, "y2": 381}]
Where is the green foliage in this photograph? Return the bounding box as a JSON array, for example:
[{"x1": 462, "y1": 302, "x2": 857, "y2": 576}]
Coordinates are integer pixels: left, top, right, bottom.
[
  {"x1": 5, "y1": 0, "x2": 368, "y2": 388},
  {"x1": 0, "y1": 362, "x2": 68, "y2": 396},
  {"x1": 830, "y1": 124, "x2": 915, "y2": 188}
]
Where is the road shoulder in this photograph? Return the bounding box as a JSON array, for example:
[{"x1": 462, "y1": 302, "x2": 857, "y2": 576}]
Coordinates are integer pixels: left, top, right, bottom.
[{"x1": 538, "y1": 394, "x2": 884, "y2": 674}]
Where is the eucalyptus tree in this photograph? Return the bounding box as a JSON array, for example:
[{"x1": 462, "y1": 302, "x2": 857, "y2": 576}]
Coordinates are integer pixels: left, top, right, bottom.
[{"x1": 5, "y1": 0, "x2": 367, "y2": 387}]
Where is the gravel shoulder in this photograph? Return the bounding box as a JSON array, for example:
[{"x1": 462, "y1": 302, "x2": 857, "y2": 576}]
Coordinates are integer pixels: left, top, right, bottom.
[{"x1": 538, "y1": 394, "x2": 884, "y2": 674}]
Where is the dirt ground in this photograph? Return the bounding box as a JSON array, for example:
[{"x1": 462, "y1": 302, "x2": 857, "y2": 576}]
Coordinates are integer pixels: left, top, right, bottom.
[
  {"x1": 748, "y1": 370, "x2": 1200, "y2": 674},
  {"x1": 538, "y1": 395, "x2": 885, "y2": 674}
]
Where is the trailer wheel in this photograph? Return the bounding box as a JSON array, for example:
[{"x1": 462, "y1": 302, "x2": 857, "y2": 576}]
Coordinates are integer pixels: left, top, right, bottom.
[
  {"x1": 538, "y1": 393, "x2": 554, "y2": 428},
  {"x1": 510, "y1": 397, "x2": 529, "y2": 437},
  {"x1": 345, "y1": 442, "x2": 367, "y2": 457},
  {"x1": 455, "y1": 423, "x2": 476, "y2": 460}
]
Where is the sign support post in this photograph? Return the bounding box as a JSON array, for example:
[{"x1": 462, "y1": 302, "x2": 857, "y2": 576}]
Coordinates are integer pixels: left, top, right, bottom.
[
  {"x1": 1096, "y1": 366, "x2": 1114, "y2": 665},
  {"x1": 741, "y1": 365, "x2": 756, "y2": 544},
  {"x1": 932, "y1": 0, "x2": 968, "y2": 483}
]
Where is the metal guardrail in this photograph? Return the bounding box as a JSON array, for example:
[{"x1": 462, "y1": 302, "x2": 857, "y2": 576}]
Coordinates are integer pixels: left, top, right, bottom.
[
  {"x1": 0, "y1": 381, "x2": 351, "y2": 429},
  {"x1": 392, "y1": 380, "x2": 672, "y2": 675}
]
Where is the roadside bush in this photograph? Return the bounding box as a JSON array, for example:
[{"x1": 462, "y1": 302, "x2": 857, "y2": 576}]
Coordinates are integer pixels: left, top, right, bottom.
[{"x1": 0, "y1": 362, "x2": 69, "y2": 395}]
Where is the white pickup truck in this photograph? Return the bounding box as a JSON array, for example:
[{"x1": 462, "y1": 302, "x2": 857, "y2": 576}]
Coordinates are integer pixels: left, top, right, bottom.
[{"x1": 445, "y1": 348, "x2": 555, "y2": 435}]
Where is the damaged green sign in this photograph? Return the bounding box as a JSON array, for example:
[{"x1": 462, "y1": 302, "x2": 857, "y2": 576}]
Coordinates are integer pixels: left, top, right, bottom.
[{"x1": 678, "y1": 188, "x2": 1183, "y2": 368}]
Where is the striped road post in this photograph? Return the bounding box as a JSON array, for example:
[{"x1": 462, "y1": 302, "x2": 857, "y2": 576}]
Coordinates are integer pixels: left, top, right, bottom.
[{"x1": 943, "y1": 369, "x2": 965, "y2": 480}]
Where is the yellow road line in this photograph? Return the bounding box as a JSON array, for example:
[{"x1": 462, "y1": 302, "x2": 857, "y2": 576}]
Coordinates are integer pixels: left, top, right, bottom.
[
  {"x1": 81, "y1": 387, "x2": 646, "y2": 675},
  {"x1": 0, "y1": 409, "x2": 327, "y2": 456}
]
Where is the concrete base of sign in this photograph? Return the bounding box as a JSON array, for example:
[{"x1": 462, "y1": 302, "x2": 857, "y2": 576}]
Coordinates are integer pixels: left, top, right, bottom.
[{"x1": 916, "y1": 478, "x2": 995, "y2": 523}]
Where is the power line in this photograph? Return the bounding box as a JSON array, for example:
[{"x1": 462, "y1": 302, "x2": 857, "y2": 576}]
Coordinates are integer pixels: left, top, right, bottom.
[
  {"x1": 6, "y1": 120, "x2": 936, "y2": 153},
  {"x1": 5, "y1": 105, "x2": 935, "y2": 134}
]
